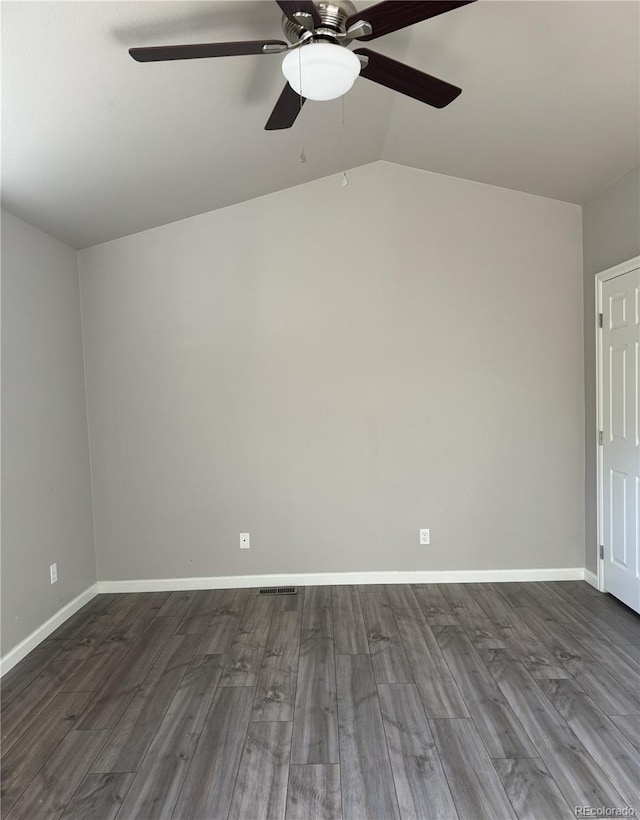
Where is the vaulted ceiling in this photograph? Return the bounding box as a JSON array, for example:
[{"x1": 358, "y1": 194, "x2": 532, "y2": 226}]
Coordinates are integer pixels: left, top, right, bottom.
[{"x1": 2, "y1": 1, "x2": 638, "y2": 249}]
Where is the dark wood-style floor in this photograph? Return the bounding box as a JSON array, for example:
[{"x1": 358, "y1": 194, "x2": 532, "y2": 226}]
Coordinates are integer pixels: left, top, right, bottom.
[{"x1": 2, "y1": 581, "x2": 640, "y2": 819}]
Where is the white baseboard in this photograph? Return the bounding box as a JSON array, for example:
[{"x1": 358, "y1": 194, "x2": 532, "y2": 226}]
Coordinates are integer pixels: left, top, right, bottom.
[
  {"x1": 1, "y1": 568, "x2": 589, "y2": 677},
  {"x1": 97, "y1": 566, "x2": 586, "y2": 594},
  {"x1": 0, "y1": 584, "x2": 99, "y2": 677}
]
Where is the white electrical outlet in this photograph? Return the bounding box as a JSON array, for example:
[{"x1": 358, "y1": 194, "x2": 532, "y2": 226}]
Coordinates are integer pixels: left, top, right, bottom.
[
  {"x1": 50, "y1": 563, "x2": 58, "y2": 584},
  {"x1": 240, "y1": 533, "x2": 250, "y2": 550},
  {"x1": 420, "y1": 529, "x2": 430, "y2": 545}
]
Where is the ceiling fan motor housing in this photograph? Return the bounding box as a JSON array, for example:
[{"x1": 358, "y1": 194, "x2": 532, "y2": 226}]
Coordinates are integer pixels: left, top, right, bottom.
[{"x1": 282, "y1": 1, "x2": 358, "y2": 45}]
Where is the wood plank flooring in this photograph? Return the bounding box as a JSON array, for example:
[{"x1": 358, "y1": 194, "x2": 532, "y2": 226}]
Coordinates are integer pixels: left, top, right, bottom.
[{"x1": 2, "y1": 581, "x2": 640, "y2": 819}]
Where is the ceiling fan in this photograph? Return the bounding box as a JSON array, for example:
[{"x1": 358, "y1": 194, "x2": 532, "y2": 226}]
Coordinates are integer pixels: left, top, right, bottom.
[{"x1": 129, "y1": 1, "x2": 476, "y2": 130}]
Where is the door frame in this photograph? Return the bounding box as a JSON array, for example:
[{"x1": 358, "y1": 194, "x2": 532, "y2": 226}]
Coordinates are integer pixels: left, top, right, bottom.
[{"x1": 595, "y1": 255, "x2": 640, "y2": 592}]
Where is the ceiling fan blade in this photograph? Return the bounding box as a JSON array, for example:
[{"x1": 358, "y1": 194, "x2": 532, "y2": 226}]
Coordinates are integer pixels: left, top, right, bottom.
[
  {"x1": 355, "y1": 48, "x2": 461, "y2": 108},
  {"x1": 346, "y1": 1, "x2": 476, "y2": 41},
  {"x1": 276, "y1": 1, "x2": 322, "y2": 28},
  {"x1": 129, "y1": 40, "x2": 288, "y2": 62},
  {"x1": 265, "y1": 84, "x2": 307, "y2": 130}
]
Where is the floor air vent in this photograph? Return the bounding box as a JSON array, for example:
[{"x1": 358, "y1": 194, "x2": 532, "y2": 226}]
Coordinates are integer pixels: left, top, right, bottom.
[{"x1": 258, "y1": 586, "x2": 298, "y2": 595}]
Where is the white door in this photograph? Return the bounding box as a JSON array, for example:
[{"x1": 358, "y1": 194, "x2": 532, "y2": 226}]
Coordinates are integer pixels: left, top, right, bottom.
[{"x1": 601, "y1": 266, "x2": 640, "y2": 612}]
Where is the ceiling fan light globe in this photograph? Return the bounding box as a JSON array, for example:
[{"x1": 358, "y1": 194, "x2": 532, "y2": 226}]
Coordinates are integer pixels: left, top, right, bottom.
[{"x1": 281, "y1": 43, "x2": 361, "y2": 101}]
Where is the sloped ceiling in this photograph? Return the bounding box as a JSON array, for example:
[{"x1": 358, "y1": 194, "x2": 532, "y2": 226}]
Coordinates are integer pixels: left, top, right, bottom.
[{"x1": 2, "y1": 1, "x2": 638, "y2": 249}]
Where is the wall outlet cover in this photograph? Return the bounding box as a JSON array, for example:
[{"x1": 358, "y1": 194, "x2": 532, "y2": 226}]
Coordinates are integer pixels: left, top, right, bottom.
[
  {"x1": 50, "y1": 563, "x2": 58, "y2": 584},
  {"x1": 420, "y1": 529, "x2": 430, "y2": 545},
  {"x1": 240, "y1": 533, "x2": 250, "y2": 549}
]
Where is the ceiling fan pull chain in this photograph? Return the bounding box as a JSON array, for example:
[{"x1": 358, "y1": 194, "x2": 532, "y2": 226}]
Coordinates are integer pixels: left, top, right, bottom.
[
  {"x1": 341, "y1": 95, "x2": 349, "y2": 186},
  {"x1": 298, "y1": 47, "x2": 307, "y2": 163}
]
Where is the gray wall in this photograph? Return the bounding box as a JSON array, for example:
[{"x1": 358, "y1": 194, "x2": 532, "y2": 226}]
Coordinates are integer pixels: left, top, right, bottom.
[
  {"x1": 79, "y1": 161, "x2": 585, "y2": 581},
  {"x1": 1, "y1": 210, "x2": 96, "y2": 655},
  {"x1": 582, "y1": 166, "x2": 640, "y2": 573}
]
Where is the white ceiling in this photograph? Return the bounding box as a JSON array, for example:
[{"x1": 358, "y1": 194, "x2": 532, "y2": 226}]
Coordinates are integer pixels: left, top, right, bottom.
[{"x1": 2, "y1": 1, "x2": 639, "y2": 249}]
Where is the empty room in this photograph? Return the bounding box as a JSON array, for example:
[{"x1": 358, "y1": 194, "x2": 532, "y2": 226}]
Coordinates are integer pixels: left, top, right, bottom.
[{"x1": 1, "y1": 1, "x2": 639, "y2": 818}]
